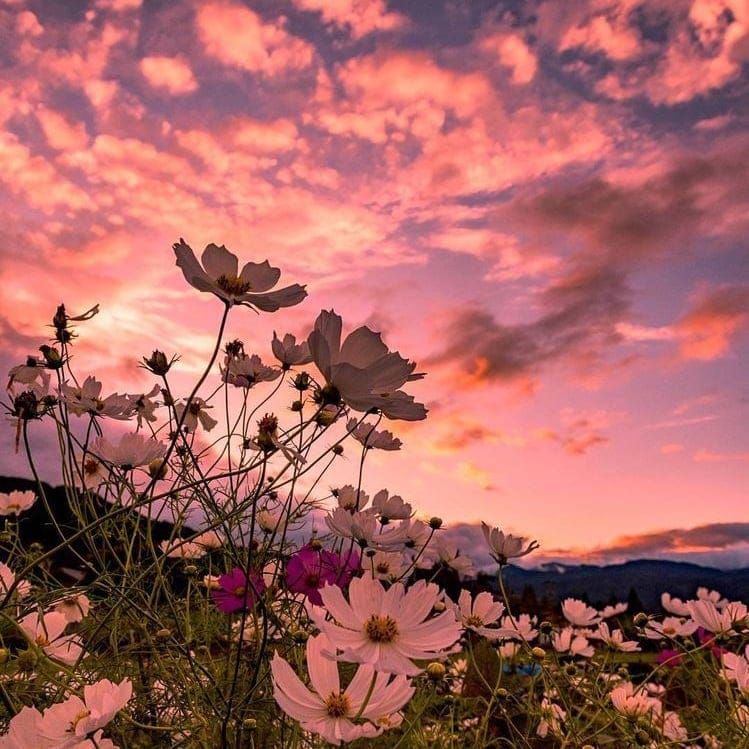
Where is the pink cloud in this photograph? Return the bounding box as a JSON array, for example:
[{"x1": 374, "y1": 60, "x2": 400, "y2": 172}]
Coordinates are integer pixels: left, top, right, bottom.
[
  {"x1": 292, "y1": 0, "x2": 405, "y2": 39},
  {"x1": 195, "y1": 1, "x2": 314, "y2": 76},
  {"x1": 35, "y1": 107, "x2": 90, "y2": 151},
  {"x1": 480, "y1": 32, "x2": 538, "y2": 84},
  {"x1": 693, "y1": 449, "x2": 749, "y2": 463},
  {"x1": 661, "y1": 443, "x2": 685, "y2": 455},
  {"x1": 559, "y1": 11, "x2": 642, "y2": 61},
  {"x1": 139, "y1": 56, "x2": 198, "y2": 94}
]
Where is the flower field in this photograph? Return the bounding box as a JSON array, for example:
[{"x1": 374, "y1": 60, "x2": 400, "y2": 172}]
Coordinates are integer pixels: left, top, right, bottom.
[{"x1": 1, "y1": 243, "x2": 747, "y2": 748}]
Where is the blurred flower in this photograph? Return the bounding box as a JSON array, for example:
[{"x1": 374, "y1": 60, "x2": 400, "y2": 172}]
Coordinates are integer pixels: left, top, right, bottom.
[
  {"x1": 561, "y1": 598, "x2": 601, "y2": 628},
  {"x1": 271, "y1": 634, "x2": 413, "y2": 744},
  {"x1": 174, "y1": 397, "x2": 218, "y2": 433},
  {"x1": 221, "y1": 352, "x2": 280, "y2": 389},
  {"x1": 0, "y1": 490, "x2": 36, "y2": 516},
  {"x1": 347, "y1": 419, "x2": 402, "y2": 450},
  {"x1": 610, "y1": 682, "x2": 660, "y2": 718},
  {"x1": 308, "y1": 310, "x2": 426, "y2": 421},
  {"x1": 53, "y1": 593, "x2": 91, "y2": 624},
  {"x1": 537, "y1": 698, "x2": 565, "y2": 738},
  {"x1": 595, "y1": 622, "x2": 640, "y2": 652},
  {"x1": 314, "y1": 576, "x2": 461, "y2": 675},
  {"x1": 19, "y1": 611, "x2": 84, "y2": 664},
  {"x1": 661, "y1": 592, "x2": 691, "y2": 616},
  {"x1": 271, "y1": 332, "x2": 312, "y2": 368},
  {"x1": 428, "y1": 537, "x2": 474, "y2": 578},
  {"x1": 498, "y1": 613, "x2": 538, "y2": 642},
  {"x1": 362, "y1": 550, "x2": 407, "y2": 581},
  {"x1": 599, "y1": 602, "x2": 628, "y2": 619},
  {"x1": 174, "y1": 240, "x2": 307, "y2": 311},
  {"x1": 211, "y1": 567, "x2": 265, "y2": 613},
  {"x1": 481, "y1": 522, "x2": 538, "y2": 565},
  {"x1": 552, "y1": 627, "x2": 594, "y2": 657},
  {"x1": 644, "y1": 617, "x2": 698, "y2": 640},
  {"x1": 93, "y1": 433, "x2": 166, "y2": 468},
  {"x1": 371, "y1": 490, "x2": 411, "y2": 521},
  {"x1": 335, "y1": 485, "x2": 369, "y2": 511},
  {"x1": 128, "y1": 385, "x2": 160, "y2": 428},
  {"x1": 286, "y1": 544, "x2": 360, "y2": 605}
]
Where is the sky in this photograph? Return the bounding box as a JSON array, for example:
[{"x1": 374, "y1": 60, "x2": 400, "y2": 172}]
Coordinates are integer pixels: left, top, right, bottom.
[{"x1": 0, "y1": 0, "x2": 747, "y2": 567}]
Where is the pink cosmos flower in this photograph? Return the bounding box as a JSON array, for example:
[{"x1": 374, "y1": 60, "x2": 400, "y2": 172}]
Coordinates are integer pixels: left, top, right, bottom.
[
  {"x1": 610, "y1": 682, "x2": 661, "y2": 718},
  {"x1": 561, "y1": 598, "x2": 601, "y2": 628},
  {"x1": 594, "y1": 622, "x2": 640, "y2": 652},
  {"x1": 0, "y1": 490, "x2": 36, "y2": 516},
  {"x1": 92, "y1": 432, "x2": 165, "y2": 468},
  {"x1": 271, "y1": 333, "x2": 312, "y2": 368},
  {"x1": 286, "y1": 545, "x2": 360, "y2": 606},
  {"x1": 211, "y1": 567, "x2": 265, "y2": 613},
  {"x1": 314, "y1": 576, "x2": 461, "y2": 676},
  {"x1": 271, "y1": 634, "x2": 414, "y2": 745},
  {"x1": 53, "y1": 593, "x2": 91, "y2": 623},
  {"x1": 174, "y1": 240, "x2": 307, "y2": 311},
  {"x1": 688, "y1": 599, "x2": 748, "y2": 635},
  {"x1": 19, "y1": 611, "x2": 84, "y2": 665},
  {"x1": 481, "y1": 522, "x2": 538, "y2": 565},
  {"x1": 453, "y1": 590, "x2": 514, "y2": 640},
  {"x1": 552, "y1": 627, "x2": 594, "y2": 658},
  {"x1": 347, "y1": 420, "x2": 402, "y2": 451}
]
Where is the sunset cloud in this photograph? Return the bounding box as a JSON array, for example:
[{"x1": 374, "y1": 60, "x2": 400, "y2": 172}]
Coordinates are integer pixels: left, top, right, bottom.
[{"x1": 139, "y1": 56, "x2": 198, "y2": 94}]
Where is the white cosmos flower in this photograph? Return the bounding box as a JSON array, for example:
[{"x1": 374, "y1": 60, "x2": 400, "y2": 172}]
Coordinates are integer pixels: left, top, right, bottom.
[
  {"x1": 308, "y1": 310, "x2": 426, "y2": 421},
  {"x1": 221, "y1": 352, "x2": 280, "y2": 389},
  {"x1": 271, "y1": 634, "x2": 413, "y2": 745},
  {"x1": 271, "y1": 332, "x2": 312, "y2": 368},
  {"x1": 93, "y1": 432, "x2": 166, "y2": 468},
  {"x1": 0, "y1": 490, "x2": 36, "y2": 516},
  {"x1": 347, "y1": 419, "x2": 402, "y2": 451},
  {"x1": 453, "y1": 589, "x2": 512, "y2": 639},
  {"x1": 53, "y1": 593, "x2": 91, "y2": 623},
  {"x1": 174, "y1": 239, "x2": 307, "y2": 311},
  {"x1": 481, "y1": 522, "x2": 538, "y2": 565},
  {"x1": 335, "y1": 485, "x2": 369, "y2": 511},
  {"x1": 60, "y1": 376, "x2": 133, "y2": 419},
  {"x1": 314, "y1": 576, "x2": 462, "y2": 676},
  {"x1": 561, "y1": 598, "x2": 601, "y2": 628}
]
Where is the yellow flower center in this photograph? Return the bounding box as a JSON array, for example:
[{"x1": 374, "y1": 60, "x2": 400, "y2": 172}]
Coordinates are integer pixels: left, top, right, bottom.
[
  {"x1": 68, "y1": 709, "x2": 91, "y2": 732},
  {"x1": 324, "y1": 691, "x2": 351, "y2": 718},
  {"x1": 35, "y1": 635, "x2": 49, "y2": 647},
  {"x1": 465, "y1": 615, "x2": 484, "y2": 627},
  {"x1": 364, "y1": 614, "x2": 399, "y2": 643},
  {"x1": 375, "y1": 562, "x2": 390, "y2": 574},
  {"x1": 216, "y1": 274, "x2": 252, "y2": 295},
  {"x1": 233, "y1": 586, "x2": 246, "y2": 597}
]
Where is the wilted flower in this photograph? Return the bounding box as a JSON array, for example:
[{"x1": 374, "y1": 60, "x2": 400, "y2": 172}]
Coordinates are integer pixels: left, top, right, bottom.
[
  {"x1": 271, "y1": 634, "x2": 413, "y2": 745},
  {"x1": 314, "y1": 576, "x2": 461, "y2": 676},
  {"x1": 174, "y1": 397, "x2": 218, "y2": 433},
  {"x1": 481, "y1": 522, "x2": 539, "y2": 565},
  {"x1": 0, "y1": 490, "x2": 36, "y2": 516},
  {"x1": 308, "y1": 310, "x2": 426, "y2": 421},
  {"x1": 93, "y1": 433, "x2": 166, "y2": 468},
  {"x1": 347, "y1": 419, "x2": 402, "y2": 450},
  {"x1": 271, "y1": 332, "x2": 312, "y2": 368},
  {"x1": 211, "y1": 567, "x2": 266, "y2": 613},
  {"x1": 286, "y1": 544, "x2": 360, "y2": 605},
  {"x1": 174, "y1": 239, "x2": 307, "y2": 311}
]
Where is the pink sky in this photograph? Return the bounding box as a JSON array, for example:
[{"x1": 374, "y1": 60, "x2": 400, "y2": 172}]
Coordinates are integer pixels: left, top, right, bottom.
[{"x1": 1, "y1": 0, "x2": 748, "y2": 565}]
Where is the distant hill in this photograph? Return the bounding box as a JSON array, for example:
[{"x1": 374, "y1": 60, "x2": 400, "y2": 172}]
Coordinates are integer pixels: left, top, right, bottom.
[{"x1": 496, "y1": 559, "x2": 749, "y2": 611}]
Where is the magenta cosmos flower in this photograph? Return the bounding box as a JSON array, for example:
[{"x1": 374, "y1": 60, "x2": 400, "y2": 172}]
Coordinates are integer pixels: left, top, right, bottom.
[
  {"x1": 286, "y1": 545, "x2": 360, "y2": 605},
  {"x1": 211, "y1": 567, "x2": 265, "y2": 613}
]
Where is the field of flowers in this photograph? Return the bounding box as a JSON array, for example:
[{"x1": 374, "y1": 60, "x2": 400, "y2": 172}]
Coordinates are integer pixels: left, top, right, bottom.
[{"x1": 1, "y1": 242, "x2": 747, "y2": 748}]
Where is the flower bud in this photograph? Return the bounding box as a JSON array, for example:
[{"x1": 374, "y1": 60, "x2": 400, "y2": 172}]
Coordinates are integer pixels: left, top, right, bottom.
[
  {"x1": 39, "y1": 345, "x2": 63, "y2": 369},
  {"x1": 17, "y1": 649, "x2": 37, "y2": 671},
  {"x1": 429, "y1": 517, "x2": 443, "y2": 530},
  {"x1": 494, "y1": 687, "x2": 509, "y2": 699},
  {"x1": 540, "y1": 620, "x2": 553, "y2": 634},
  {"x1": 293, "y1": 372, "x2": 311, "y2": 391},
  {"x1": 291, "y1": 628, "x2": 309, "y2": 643},
  {"x1": 143, "y1": 350, "x2": 174, "y2": 376},
  {"x1": 242, "y1": 718, "x2": 257, "y2": 730},
  {"x1": 310, "y1": 538, "x2": 323, "y2": 551},
  {"x1": 531, "y1": 646, "x2": 546, "y2": 659},
  {"x1": 0, "y1": 648, "x2": 9, "y2": 664},
  {"x1": 156, "y1": 628, "x2": 172, "y2": 641},
  {"x1": 633, "y1": 612, "x2": 649, "y2": 627},
  {"x1": 426, "y1": 662, "x2": 446, "y2": 680},
  {"x1": 184, "y1": 564, "x2": 198, "y2": 576},
  {"x1": 332, "y1": 444, "x2": 344, "y2": 455},
  {"x1": 433, "y1": 601, "x2": 446, "y2": 613},
  {"x1": 290, "y1": 400, "x2": 303, "y2": 412},
  {"x1": 148, "y1": 459, "x2": 168, "y2": 480}
]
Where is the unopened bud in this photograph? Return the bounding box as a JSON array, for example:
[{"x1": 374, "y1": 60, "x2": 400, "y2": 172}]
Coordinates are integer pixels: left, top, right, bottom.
[
  {"x1": 183, "y1": 564, "x2": 198, "y2": 576},
  {"x1": 433, "y1": 601, "x2": 446, "y2": 613},
  {"x1": 291, "y1": 628, "x2": 309, "y2": 643},
  {"x1": 633, "y1": 613, "x2": 649, "y2": 627},
  {"x1": 426, "y1": 662, "x2": 446, "y2": 680},
  {"x1": 148, "y1": 459, "x2": 168, "y2": 480},
  {"x1": 242, "y1": 718, "x2": 257, "y2": 730},
  {"x1": 332, "y1": 444, "x2": 344, "y2": 455},
  {"x1": 290, "y1": 400, "x2": 303, "y2": 412},
  {"x1": 17, "y1": 649, "x2": 37, "y2": 671},
  {"x1": 143, "y1": 350, "x2": 173, "y2": 376},
  {"x1": 531, "y1": 646, "x2": 546, "y2": 659},
  {"x1": 156, "y1": 628, "x2": 172, "y2": 641},
  {"x1": 540, "y1": 621, "x2": 553, "y2": 634},
  {"x1": 39, "y1": 345, "x2": 63, "y2": 369},
  {"x1": 494, "y1": 687, "x2": 509, "y2": 699},
  {"x1": 0, "y1": 648, "x2": 9, "y2": 664},
  {"x1": 429, "y1": 517, "x2": 443, "y2": 530},
  {"x1": 310, "y1": 538, "x2": 323, "y2": 551}
]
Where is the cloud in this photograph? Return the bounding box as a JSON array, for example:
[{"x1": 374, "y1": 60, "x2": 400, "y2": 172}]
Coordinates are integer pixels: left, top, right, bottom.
[
  {"x1": 291, "y1": 0, "x2": 405, "y2": 39},
  {"x1": 693, "y1": 449, "x2": 749, "y2": 463},
  {"x1": 479, "y1": 32, "x2": 538, "y2": 84},
  {"x1": 35, "y1": 106, "x2": 90, "y2": 151},
  {"x1": 139, "y1": 56, "x2": 198, "y2": 94},
  {"x1": 429, "y1": 265, "x2": 629, "y2": 387},
  {"x1": 195, "y1": 1, "x2": 314, "y2": 76},
  {"x1": 675, "y1": 284, "x2": 749, "y2": 361}
]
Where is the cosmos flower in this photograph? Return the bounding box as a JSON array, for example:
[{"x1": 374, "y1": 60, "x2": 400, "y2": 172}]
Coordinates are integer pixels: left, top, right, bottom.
[
  {"x1": 325, "y1": 508, "x2": 381, "y2": 547},
  {"x1": 221, "y1": 352, "x2": 280, "y2": 389},
  {"x1": 211, "y1": 567, "x2": 266, "y2": 614},
  {"x1": 60, "y1": 377, "x2": 133, "y2": 419},
  {"x1": 7, "y1": 358, "x2": 49, "y2": 392},
  {"x1": 18, "y1": 611, "x2": 84, "y2": 665},
  {"x1": 594, "y1": 622, "x2": 640, "y2": 652},
  {"x1": 314, "y1": 576, "x2": 461, "y2": 676},
  {"x1": 688, "y1": 599, "x2": 748, "y2": 635},
  {"x1": 643, "y1": 617, "x2": 698, "y2": 640},
  {"x1": 610, "y1": 682, "x2": 661, "y2": 718},
  {"x1": 53, "y1": 593, "x2": 91, "y2": 624},
  {"x1": 661, "y1": 592, "x2": 691, "y2": 616},
  {"x1": 371, "y1": 490, "x2": 411, "y2": 521},
  {"x1": 536, "y1": 698, "x2": 566, "y2": 738},
  {"x1": 428, "y1": 537, "x2": 474, "y2": 578},
  {"x1": 174, "y1": 397, "x2": 218, "y2": 433},
  {"x1": 271, "y1": 332, "x2": 312, "y2": 368},
  {"x1": 599, "y1": 602, "x2": 628, "y2": 619},
  {"x1": 0, "y1": 490, "x2": 36, "y2": 516},
  {"x1": 346, "y1": 419, "x2": 402, "y2": 451},
  {"x1": 561, "y1": 598, "x2": 601, "y2": 628},
  {"x1": 481, "y1": 522, "x2": 538, "y2": 565},
  {"x1": 174, "y1": 240, "x2": 307, "y2": 311},
  {"x1": 0, "y1": 563, "x2": 30, "y2": 600},
  {"x1": 307, "y1": 310, "x2": 426, "y2": 421},
  {"x1": 128, "y1": 385, "x2": 160, "y2": 428},
  {"x1": 271, "y1": 634, "x2": 414, "y2": 745},
  {"x1": 361, "y1": 550, "x2": 408, "y2": 582},
  {"x1": 335, "y1": 485, "x2": 369, "y2": 511},
  {"x1": 697, "y1": 587, "x2": 729, "y2": 609},
  {"x1": 453, "y1": 590, "x2": 512, "y2": 639},
  {"x1": 552, "y1": 627, "x2": 594, "y2": 658},
  {"x1": 93, "y1": 433, "x2": 166, "y2": 468},
  {"x1": 286, "y1": 545, "x2": 360, "y2": 605},
  {"x1": 498, "y1": 613, "x2": 538, "y2": 642}
]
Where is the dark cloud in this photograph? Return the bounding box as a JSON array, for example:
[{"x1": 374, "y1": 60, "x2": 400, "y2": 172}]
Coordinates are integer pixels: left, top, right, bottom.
[{"x1": 429, "y1": 264, "x2": 629, "y2": 384}]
